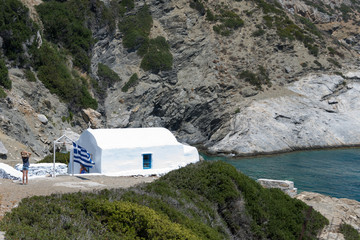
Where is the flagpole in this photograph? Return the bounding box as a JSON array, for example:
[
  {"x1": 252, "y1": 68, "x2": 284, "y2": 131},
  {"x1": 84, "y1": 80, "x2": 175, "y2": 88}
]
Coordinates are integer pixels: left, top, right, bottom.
[
  {"x1": 53, "y1": 141, "x2": 56, "y2": 177},
  {"x1": 72, "y1": 149, "x2": 74, "y2": 176}
]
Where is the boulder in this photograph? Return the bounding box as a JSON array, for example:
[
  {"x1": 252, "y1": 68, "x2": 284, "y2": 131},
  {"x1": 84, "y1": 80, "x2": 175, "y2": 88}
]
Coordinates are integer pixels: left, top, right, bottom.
[
  {"x1": 0, "y1": 141, "x2": 8, "y2": 159},
  {"x1": 81, "y1": 108, "x2": 102, "y2": 129},
  {"x1": 37, "y1": 114, "x2": 48, "y2": 124}
]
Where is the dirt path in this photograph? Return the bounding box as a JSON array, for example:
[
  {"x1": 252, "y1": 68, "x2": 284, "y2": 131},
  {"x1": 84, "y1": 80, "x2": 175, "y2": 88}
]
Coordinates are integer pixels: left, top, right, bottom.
[{"x1": 0, "y1": 175, "x2": 157, "y2": 220}]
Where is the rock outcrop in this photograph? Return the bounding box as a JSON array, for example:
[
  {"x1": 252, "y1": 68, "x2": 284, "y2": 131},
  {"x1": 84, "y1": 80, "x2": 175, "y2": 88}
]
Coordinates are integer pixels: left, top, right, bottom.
[
  {"x1": 296, "y1": 191, "x2": 360, "y2": 240},
  {"x1": 257, "y1": 179, "x2": 298, "y2": 197},
  {"x1": 209, "y1": 72, "x2": 360, "y2": 155}
]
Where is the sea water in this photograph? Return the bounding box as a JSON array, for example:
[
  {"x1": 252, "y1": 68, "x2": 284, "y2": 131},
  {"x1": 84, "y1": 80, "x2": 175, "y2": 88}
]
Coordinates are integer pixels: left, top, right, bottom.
[{"x1": 203, "y1": 148, "x2": 360, "y2": 201}]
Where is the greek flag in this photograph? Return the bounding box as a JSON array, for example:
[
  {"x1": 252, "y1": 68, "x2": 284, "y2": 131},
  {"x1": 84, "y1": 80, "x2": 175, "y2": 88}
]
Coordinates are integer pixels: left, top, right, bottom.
[{"x1": 73, "y1": 143, "x2": 95, "y2": 168}]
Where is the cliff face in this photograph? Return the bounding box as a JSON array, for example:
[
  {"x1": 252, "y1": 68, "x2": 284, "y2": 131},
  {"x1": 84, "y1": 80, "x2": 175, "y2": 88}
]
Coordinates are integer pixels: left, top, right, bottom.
[
  {"x1": 209, "y1": 71, "x2": 360, "y2": 155},
  {"x1": 1, "y1": 0, "x2": 360, "y2": 160}
]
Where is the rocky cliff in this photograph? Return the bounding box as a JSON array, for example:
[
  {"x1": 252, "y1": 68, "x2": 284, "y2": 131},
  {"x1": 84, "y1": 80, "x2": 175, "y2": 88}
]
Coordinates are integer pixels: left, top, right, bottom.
[{"x1": 1, "y1": 0, "x2": 360, "y2": 161}]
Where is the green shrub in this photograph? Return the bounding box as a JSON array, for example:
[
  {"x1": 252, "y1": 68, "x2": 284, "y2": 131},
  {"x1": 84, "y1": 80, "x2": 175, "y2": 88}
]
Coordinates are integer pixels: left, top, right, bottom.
[
  {"x1": 0, "y1": 161, "x2": 328, "y2": 240},
  {"x1": 339, "y1": 223, "x2": 360, "y2": 240},
  {"x1": 24, "y1": 69, "x2": 36, "y2": 82},
  {"x1": 140, "y1": 37, "x2": 173, "y2": 72},
  {"x1": 97, "y1": 63, "x2": 121, "y2": 87},
  {"x1": 239, "y1": 66, "x2": 270, "y2": 90},
  {"x1": 338, "y1": 3, "x2": 353, "y2": 22},
  {"x1": 119, "y1": 5, "x2": 153, "y2": 52},
  {"x1": 109, "y1": 0, "x2": 134, "y2": 17},
  {"x1": 255, "y1": 0, "x2": 284, "y2": 15},
  {"x1": 206, "y1": 9, "x2": 216, "y2": 21},
  {"x1": 252, "y1": 28, "x2": 266, "y2": 37},
  {"x1": 161, "y1": 161, "x2": 328, "y2": 239},
  {"x1": 36, "y1": 0, "x2": 100, "y2": 71},
  {"x1": 0, "y1": 59, "x2": 11, "y2": 89},
  {"x1": 313, "y1": 60, "x2": 323, "y2": 69},
  {"x1": 0, "y1": 87, "x2": 6, "y2": 98},
  {"x1": 86, "y1": 200, "x2": 200, "y2": 239},
  {"x1": 263, "y1": 14, "x2": 319, "y2": 56},
  {"x1": 328, "y1": 58, "x2": 342, "y2": 68},
  {"x1": 32, "y1": 42, "x2": 97, "y2": 110},
  {"x1": 297, "y1": 16, "x2": 322, "y2": 38},
  {"x1": 190, "y1": 0, "x2": 206, "y2": 16},
  {"x1": 327, "y1": 46, "x2": 344, "y2": 58},
  {"x1": 38, "y1": 152, "x2": 70, "y2": 165},
  {"x1": 211, "y1": 8, "x2": 244, "y2": 36},
  {"x1": 0, "y1": 0, "x2": 38, "y2": 65},
  {"x1": 122, "y1": 73, "x2": 138, "y2": 92}
]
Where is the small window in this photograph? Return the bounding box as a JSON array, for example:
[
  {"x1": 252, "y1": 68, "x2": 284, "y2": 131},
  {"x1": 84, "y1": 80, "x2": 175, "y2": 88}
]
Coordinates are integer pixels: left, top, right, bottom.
[{"x1": 143, "y1": 154, "x2": 152, "y2": 169}]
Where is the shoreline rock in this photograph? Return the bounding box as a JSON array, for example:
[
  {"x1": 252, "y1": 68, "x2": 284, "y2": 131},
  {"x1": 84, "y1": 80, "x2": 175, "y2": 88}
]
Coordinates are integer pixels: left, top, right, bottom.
[{"x1": 296, "y1": 191, "x2": 360, "y2": 240}]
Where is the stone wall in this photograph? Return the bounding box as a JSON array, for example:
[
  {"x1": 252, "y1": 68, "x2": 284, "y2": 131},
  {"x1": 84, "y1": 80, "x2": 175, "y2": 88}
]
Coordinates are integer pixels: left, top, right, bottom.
[{"x1": 257, "y1": 178, "x2": 298, "y2": 197}]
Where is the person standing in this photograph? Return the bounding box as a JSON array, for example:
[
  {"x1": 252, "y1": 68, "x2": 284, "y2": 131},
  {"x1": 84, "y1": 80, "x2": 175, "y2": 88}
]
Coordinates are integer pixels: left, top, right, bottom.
[{"x1": 20, "y1": 150, "x2": 31, "y2": 185}]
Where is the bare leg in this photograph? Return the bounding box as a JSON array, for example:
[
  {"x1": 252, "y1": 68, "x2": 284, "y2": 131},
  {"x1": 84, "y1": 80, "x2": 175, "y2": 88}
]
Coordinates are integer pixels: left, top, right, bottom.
[
  {"x1": 25, "y1": 170, "x2": 28, "y2": 184},
  {"x1": 22, "y1": 170, "x2": 25, "y2": 184}
]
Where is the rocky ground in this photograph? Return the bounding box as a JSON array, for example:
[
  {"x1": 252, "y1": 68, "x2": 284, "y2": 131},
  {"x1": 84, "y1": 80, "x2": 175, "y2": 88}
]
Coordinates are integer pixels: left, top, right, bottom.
[{"x1": 296, "y1": 191, "x2": 360, "y2": 240}]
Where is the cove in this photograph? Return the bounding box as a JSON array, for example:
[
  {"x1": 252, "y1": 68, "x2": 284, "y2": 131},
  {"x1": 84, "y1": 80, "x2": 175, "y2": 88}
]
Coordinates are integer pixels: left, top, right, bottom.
[{"x1": 203, "y1": 148, "x2": 360, "y2": 201}]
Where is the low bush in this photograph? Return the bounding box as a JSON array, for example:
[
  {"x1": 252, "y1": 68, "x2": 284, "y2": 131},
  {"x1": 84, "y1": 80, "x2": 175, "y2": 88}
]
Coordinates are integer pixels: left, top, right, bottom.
[
  {"x1": 0, "y1": 0, "x2": 38, "y2": 65},
  {"x1": 328, "y1": 58, "x2": 342, "y2": 68},
  {"x1": 32, "y1": 42, "x2": 97, "y2": 110},
  {"x1": 36, "y1": 0, "x2": 102, "y2": 71},
  {"x1": 339, "y1": 223, "x2": 360, "y2": 240},
  {"x1": 206, "y1": 9, "x2": 216, "y2": 21},
  {"x1": 211, "y1": 8, "x2": 244, "y2": 36},
  {"x1": 0, "y1": 161, "x2": 328, "y2": 240},
  {"x1": 252, "y1": 28, "x2": 266, "y2": 37},
  {"x1": 140, "y1": 37, "x2": 173, "y2": 72},
  {"x1": 239, "y1": 66, "x2": 270, "y2": 90},
  {"x1": 262, "y1": 14, "x2": 319, "y2": 56},
  {"x1": 0, "y1": 87, "x2": 6, "y2": 98},
  {"x1": 97, "y1": 63, "x2": 121, "y2": 88},
  {"x1": 119, "y1": 5, "x2": 153, "y2": 52},
  {"x1": 190, "y1": 0, "x2": 206, "y2": 16},
  {"x1": 0, "y1": 59, "x2": 11, "y2": 89},
  {"x1": 38, "y1": 152, "x2": 70, "y2": 165},
  {"x1": 24, "y1": 69, "x2": 36, "y2": 82},
  {"x1": 122, "y1": 73, "x2": 138, "y2": 92},
  {"x1": 86, "y1": 200, "x2": 200, "y2": 239}
]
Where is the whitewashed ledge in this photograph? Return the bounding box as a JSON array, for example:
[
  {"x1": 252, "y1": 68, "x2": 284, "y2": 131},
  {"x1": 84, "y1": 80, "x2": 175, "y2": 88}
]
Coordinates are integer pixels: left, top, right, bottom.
[
  {"x1": 0, "y1": 163, "x2": 22, "y2": 180},
  {"x1": 257, "y1": 179, "x2": 298, "y2": 198},
  {"x1": 0, "y1": 163, "x2": 68, "y2": 180}
]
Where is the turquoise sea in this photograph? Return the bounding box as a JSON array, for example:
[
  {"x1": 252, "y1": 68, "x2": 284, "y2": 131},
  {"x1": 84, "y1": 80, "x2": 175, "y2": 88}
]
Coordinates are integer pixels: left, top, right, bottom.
[{"x1": 203, "y1": 148, "x2": 360, "y2": 201}]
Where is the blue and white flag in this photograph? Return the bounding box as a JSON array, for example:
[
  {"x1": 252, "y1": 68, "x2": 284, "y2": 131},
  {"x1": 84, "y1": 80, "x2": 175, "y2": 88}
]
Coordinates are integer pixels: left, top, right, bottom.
[{"x1": 73, "y1": 143, "x2": 95, "y2": 168}]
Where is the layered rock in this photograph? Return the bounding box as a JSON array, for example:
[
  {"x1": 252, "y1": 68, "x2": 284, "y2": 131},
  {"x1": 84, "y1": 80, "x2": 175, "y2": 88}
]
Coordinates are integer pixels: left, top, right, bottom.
[
  {"x1": 209, "y1": 72, "x2": 360, "y2": 155},
  {"x1": 0, "y1": 68, "x2": 83, "y2": 160}
]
